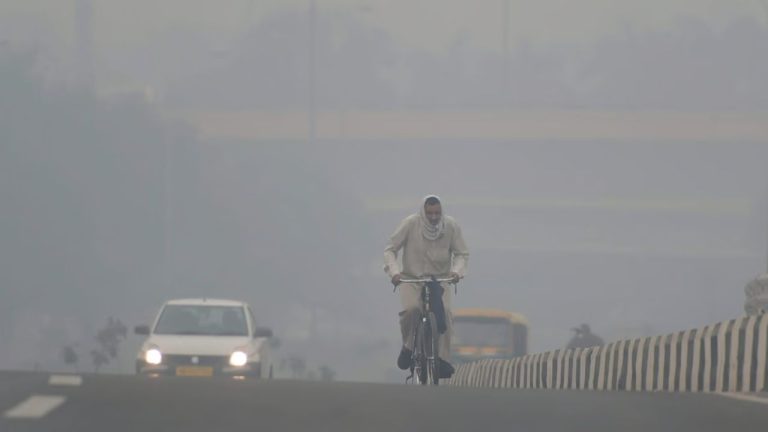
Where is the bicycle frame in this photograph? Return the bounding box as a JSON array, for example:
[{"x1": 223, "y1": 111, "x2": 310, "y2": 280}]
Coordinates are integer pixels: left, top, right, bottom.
[{"x1": 399, "y1": 277, "x2": 453, "y2": 386}]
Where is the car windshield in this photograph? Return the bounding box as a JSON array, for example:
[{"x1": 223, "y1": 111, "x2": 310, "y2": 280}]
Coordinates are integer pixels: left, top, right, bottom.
[
  {"x1": 453, "y1": 317, "x2": 511, "y2": 348},
  {"x1": 153, "y1": 305, "x2": 249, "y2": 336}
]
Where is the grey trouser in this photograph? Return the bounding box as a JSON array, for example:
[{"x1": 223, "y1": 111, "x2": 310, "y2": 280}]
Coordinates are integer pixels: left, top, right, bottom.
[{"x1": 399, "y1": 282, "x2": 453, "y2": 361}]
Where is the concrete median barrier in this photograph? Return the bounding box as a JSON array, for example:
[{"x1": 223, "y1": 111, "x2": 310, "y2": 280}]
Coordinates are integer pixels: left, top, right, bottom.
[{"x1": 448, "y1": 314, "x2": 768, "y2": 392}]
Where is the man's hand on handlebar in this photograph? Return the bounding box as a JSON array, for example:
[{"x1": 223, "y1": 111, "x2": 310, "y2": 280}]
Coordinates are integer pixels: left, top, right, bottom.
[
  {"x1": 391, "y1": 273, "x2": 403, "y2": 286},
  {"x1": 449, "y1": 272, "x2": 461, "y2": 284}
]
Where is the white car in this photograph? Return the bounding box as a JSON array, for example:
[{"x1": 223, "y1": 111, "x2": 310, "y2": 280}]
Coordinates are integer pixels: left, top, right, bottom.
[{"x1": 134, "y1": 298, "x2": 274, "y2": 379}]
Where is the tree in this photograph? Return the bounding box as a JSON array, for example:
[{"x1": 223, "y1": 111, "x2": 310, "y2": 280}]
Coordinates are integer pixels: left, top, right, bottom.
[
  {"x1": 61, "y1": 345, "x2": 79, "y2": 371},
  {"x1": 318, "y1": 365, "x2": 336, "y2": 382},
  {"x1": 88, "y1": 317, "x2": 128, "y2": 373}
]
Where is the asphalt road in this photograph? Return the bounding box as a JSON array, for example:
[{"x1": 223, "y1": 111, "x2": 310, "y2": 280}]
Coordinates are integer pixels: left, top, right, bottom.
[{"x1": 1, "y1": 370, "x2": 767, "y2": 432}]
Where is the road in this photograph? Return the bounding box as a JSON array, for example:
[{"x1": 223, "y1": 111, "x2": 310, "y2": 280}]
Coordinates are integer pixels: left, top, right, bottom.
[{"x1": 1, "y1": 370, "x2": 767, "y2": 431}]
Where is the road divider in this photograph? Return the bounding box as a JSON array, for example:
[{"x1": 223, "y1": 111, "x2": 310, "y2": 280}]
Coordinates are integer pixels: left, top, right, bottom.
[{"x1": 448, "y1": 314, "x2": 768, "y2": 392}]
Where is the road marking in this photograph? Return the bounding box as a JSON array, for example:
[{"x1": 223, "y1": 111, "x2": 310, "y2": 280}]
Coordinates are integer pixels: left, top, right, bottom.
[
  {"x1": 3, "y1": 395, "x2": 66, "y2": 419},
  {"x1": 49, "y1": 375, "x2": 82, "y2": 386},
  {"x1": 717, "y1": 392, "x2": 768, "y2": 406}
]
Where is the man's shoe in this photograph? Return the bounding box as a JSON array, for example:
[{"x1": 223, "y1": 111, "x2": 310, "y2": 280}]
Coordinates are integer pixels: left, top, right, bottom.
[
  {"x1": 397, "y1": 347, "x2": 413, "y2": 370},
  {"x1": 438, "y1": 359, "x2": 455, "y2": 378}
]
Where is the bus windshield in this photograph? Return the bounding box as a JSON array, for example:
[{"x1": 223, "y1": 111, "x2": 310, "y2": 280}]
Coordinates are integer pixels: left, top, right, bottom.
[{"x1": 453, "y1": 317, "x2": 510, "y2": 347}]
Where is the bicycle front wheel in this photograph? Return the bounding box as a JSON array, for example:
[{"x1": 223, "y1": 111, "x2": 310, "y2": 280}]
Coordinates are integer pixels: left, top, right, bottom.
[{"x1": 424, "y1": 312, "x2": 440, "y2": 386}]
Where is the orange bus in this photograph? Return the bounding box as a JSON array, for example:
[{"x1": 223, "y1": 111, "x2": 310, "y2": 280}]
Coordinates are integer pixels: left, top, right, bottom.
[{"x1": 451, "y1": 308, "x2": 529, "y2": 364}]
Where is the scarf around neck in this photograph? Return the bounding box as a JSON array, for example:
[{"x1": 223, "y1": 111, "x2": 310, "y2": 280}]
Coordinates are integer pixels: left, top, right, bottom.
[{"x1": 419, "y1": 195, "x2": 445, "y2": 240}]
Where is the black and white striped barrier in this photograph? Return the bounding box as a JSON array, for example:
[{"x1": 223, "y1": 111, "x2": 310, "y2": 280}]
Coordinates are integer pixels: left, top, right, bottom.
[{"x1": 448, "y1": 314, "x2": 768, "y2": 392}]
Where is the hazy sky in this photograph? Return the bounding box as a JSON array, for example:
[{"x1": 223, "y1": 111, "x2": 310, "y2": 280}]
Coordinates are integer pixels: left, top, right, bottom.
[
  {"x1": 3, "y1": 0, "x2": 768, "y2": 380},
  {"x1": 1, "y1": 0, "x2": 765, "y2": 54}
]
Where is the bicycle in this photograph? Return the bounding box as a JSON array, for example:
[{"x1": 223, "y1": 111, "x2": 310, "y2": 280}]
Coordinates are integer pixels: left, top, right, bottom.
[{"x1": 396, "y1": 276, "x2": 455, "y2": 386}]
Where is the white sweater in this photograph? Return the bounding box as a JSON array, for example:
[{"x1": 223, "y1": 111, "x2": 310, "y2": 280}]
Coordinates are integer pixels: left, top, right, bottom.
[{"x1": 384, "y1": 214, "x2": 469, "y2": 279}]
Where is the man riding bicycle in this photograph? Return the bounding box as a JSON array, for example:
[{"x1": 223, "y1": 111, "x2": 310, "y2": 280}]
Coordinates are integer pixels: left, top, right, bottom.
[{"x1": 384, "y1": 195, "x2": 469, "y2": 379}]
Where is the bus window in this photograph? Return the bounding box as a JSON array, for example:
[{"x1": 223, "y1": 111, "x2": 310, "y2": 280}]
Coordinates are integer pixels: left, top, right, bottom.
[
  {"x1": 451, "y1": 308, "x2": 529, "y2": 362},
  {"x1": 453, "y1": 317, "x2": 511, "y2": 348},
  {"x1": 511, "y1": 323, "x2": 528, "y2": 357}
]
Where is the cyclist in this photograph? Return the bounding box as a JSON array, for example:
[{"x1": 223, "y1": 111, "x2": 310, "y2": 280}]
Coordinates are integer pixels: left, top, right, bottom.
[{"x1": 384, "y1": 195, "x2": 469, "y2": 378}]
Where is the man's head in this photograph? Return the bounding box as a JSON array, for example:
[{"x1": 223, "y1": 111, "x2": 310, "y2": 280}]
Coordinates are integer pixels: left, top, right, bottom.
[{"x1": 423, "y1": 196, "x2": 442, "y2": 226}]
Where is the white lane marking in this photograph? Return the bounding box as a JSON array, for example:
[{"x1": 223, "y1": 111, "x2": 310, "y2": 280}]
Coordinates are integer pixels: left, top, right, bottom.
[
  {"x1": 4, "y1": 395, "x2": 66, "y2": 419},
  {"x1": 717, "y1": 392, "x2": 768, "y2": 406},
  {"x1": 49, "y1": 375, "x2": 82, "y2": 386}
]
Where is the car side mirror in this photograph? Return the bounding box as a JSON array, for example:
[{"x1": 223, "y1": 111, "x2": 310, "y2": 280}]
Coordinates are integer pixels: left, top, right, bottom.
[
  {"x1": 253, "y1": 327, "x2": 273, "y2": 338},
  {"x1": 134, "y1": 325, "x2": 150, "y2": 335}
]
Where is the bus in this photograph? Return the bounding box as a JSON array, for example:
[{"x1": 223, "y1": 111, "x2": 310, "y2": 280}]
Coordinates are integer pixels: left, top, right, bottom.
[{"x1": 451, "y1": 308, "x2": 529, "y2": 364}]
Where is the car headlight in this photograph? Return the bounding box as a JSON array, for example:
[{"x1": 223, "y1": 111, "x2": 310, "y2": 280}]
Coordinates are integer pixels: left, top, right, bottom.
[
  {"x1": 229, "y1": 351, "x2": 248, "y2": 367},
  {"x1": 145, "y1": 348, "x2": 162, "y2": 365}
]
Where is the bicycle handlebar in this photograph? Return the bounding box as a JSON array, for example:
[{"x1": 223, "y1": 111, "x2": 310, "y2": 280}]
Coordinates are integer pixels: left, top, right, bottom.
[
  {"x1": 398, "y1": 278, "x2": 455, "y2": 283},
  {"x1": 393, "y1": 277, "x2": 459, "y2": 293}
]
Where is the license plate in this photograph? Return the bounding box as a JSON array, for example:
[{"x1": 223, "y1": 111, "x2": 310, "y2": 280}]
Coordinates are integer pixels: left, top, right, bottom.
[{"x1": 176, "y1": 366, "x2": 214, "y2": 377}]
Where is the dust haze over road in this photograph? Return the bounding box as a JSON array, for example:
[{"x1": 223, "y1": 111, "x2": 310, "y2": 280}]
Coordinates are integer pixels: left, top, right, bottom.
[{"x1": 1, "y1": 0, "x2": 767, "y2": 387}]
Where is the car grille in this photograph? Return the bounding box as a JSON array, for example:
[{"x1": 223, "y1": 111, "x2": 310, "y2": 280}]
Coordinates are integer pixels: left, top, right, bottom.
[{"x1": 163, "y1": 355, "x2": 227, "y2": 367}]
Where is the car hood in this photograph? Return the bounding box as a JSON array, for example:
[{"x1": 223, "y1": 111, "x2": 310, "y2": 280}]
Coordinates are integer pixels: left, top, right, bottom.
[{"x1": 143, "y1": 335, "x2": 258, "y2": 356}]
